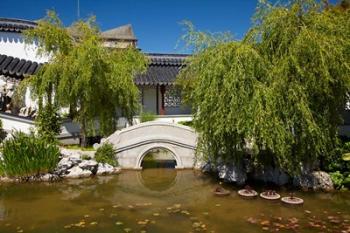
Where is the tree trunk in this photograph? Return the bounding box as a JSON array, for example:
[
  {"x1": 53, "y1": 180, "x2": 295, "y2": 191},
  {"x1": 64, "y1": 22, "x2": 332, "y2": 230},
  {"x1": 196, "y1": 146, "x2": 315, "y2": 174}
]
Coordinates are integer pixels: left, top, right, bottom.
[
  {"x1": 69, "y1": 102, "x2": 77, "y2": 119},
  {"x1": 80, "y1": 119, "x2": 87, "y2": 147},
  {"x1": 47, "y1": 83, "x2": 53, "y2": 107}
]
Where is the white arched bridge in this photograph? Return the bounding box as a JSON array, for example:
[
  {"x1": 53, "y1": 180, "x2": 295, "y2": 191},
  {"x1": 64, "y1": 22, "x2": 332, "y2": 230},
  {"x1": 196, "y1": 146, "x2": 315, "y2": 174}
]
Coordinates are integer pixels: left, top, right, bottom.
[{"x1": 104, "y1": 122, "x2": 199, "y2": 169}]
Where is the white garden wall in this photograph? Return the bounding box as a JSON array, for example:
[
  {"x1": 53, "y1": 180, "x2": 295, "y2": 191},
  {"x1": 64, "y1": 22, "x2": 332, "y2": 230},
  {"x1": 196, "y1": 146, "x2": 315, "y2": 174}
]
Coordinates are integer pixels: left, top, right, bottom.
[{"x1": 0, "y1": 32, "x2": 49, "y2": 63}]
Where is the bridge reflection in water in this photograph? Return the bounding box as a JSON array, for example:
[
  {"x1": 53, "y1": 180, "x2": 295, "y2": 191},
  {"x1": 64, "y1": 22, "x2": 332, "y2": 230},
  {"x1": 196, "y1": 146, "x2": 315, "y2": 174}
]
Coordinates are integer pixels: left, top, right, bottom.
[
  {"x1": 139, "y1": 169, "x2": 178, "y2": 192},
  {"x1": 125, "y1": 169, "x2": 207, "y2": 196}
]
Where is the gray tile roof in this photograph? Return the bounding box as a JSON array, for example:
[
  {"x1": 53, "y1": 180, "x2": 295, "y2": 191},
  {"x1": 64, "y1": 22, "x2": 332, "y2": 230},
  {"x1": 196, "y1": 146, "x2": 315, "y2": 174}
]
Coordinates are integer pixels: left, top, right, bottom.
[
  {"x1": 101, "y1": 24, "x2": 137, "y2": 41},
  {"x1": 135, "y1": 54, "x2": 188, "y2": 86},
  {"x1": 0, "y1": 54, "x2": 41, "y2": 78},
  {"x1": 0, "y1": 18, "x2": 37, "y2": 33},
  {"x1": 0, "y1": 53, "x2": 189, "y2": 85}
]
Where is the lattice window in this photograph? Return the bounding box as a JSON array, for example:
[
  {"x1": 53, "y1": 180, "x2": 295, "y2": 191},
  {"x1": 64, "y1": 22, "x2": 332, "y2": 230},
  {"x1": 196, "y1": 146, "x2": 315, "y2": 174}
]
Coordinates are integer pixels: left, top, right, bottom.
[{"x1": 164, "y1": 87, "x2": 181, "y2": 108}]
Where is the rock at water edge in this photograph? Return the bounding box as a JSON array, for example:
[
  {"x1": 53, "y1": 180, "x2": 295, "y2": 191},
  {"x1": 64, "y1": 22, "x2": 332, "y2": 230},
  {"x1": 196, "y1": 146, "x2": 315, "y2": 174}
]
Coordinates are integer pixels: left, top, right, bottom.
[
  {"x1": 64, "y1": 166, "x2": 92, "y2": 179},
  {"x1": 96, "y1": 163, "x2": 114, "y2": 175},
  {"x1": 79, "y1": 160, "x2": 98, "y2": 174},
  {"x1": 217, "y1": 163, "x2": 247, "y2": 185},
  {"x1": 293, "y1": 171, "x2": 334, "y2": 191}
]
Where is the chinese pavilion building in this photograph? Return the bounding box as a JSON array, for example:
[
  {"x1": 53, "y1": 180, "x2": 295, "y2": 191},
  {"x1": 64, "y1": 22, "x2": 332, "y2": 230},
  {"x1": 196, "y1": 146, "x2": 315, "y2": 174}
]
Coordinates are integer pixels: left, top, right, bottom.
[{"x1": 0, "y1": 18, "x2": 191, "y2": 143}]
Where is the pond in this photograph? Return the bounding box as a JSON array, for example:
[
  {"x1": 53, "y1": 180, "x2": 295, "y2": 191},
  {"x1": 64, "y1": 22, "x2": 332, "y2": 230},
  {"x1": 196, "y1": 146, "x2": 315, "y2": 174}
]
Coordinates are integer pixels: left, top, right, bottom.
[{"x1": 0, "y1": 169, "x2": 349, "y2": 233}]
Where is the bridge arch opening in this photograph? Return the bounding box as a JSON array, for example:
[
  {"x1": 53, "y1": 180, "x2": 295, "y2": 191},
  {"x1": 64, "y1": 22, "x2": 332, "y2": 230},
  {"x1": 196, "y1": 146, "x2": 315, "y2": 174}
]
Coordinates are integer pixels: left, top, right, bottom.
[{"x1": 140, "y1": 147, "x2": 178, "y2": 169}]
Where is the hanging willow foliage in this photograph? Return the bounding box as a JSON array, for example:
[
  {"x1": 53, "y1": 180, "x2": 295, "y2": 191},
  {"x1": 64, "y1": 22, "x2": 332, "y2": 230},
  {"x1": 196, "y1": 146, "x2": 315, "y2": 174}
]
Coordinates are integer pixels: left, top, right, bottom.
[
  {"x1": 21, "y1": 11, "x2": 147, "y2": 146},
  {"x1": 178, "y1": 0, "x2": 350, "y2": 173}
]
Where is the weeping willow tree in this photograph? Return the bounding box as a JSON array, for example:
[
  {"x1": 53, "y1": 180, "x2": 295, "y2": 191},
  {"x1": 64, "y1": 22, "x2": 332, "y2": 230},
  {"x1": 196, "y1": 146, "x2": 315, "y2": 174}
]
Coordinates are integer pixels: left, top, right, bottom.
[
  {"x1": 178, "y1": 0, "x2": 350, "y2": 173},
  {"x1": 21, "y1": 11, "x2": 147, "y2": 145}
]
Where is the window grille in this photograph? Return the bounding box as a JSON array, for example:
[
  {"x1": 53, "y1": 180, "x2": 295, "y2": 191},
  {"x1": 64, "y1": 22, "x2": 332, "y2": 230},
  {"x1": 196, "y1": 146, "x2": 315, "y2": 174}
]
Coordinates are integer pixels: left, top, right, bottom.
[{"x1": 164, "y1": 87, "x2": 181, "y2": 107}]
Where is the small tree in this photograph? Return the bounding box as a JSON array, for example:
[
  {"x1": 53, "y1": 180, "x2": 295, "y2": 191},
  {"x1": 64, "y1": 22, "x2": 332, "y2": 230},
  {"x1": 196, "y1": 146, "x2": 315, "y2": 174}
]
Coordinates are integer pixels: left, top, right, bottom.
[
  {"x1": 35, "y1": 104, "x2": 61, "y2": 143},
  {"x1": 22, "y1": 11, "x2": 147, "y2": 146}
]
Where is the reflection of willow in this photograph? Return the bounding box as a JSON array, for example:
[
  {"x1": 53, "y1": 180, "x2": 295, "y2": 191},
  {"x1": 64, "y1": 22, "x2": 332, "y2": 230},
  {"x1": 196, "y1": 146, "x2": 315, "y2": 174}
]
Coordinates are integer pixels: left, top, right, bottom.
[{"x1": 138, "y1": 169, "x2": 177, "y2": 192}]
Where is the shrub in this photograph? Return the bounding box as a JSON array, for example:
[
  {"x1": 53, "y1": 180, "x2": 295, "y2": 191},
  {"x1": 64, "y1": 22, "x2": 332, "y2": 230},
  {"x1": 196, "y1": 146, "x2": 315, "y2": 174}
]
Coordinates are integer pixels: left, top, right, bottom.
[
  {"x1": 325, "y1": 141, "x2": 350, "y2": 190},
  {"x1": 140, "y1": 111, "x2": 156, "y2": 123},
  {"x1": 95, "y1": 143, "x2": 118, "y2": 166},
  {"x1": 330, "y1": 171, "x2": 345, "y2": 190},
  {"x1": 322, "y1": 141, "x2": 350, "y2": 173},
  {"x1": 0, "y1": 131, "x2": 60, "y2": 177},
  {"x1": 343, "y1": 175, "x2": 350, "y2": 189}
]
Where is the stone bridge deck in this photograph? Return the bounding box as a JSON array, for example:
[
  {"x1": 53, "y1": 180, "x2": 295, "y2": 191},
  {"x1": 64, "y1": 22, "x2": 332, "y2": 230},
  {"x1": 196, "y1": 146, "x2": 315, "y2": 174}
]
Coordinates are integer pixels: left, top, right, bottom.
[{"x1": 104, "y1": 122, "x2": 199, "y2": 169}]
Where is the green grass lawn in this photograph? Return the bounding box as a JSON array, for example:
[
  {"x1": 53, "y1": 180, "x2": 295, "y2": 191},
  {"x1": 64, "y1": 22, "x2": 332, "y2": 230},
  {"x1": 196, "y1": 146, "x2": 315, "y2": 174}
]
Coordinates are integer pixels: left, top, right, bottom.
[{"x1": 62, "y1": 144, "x2": 96, "y2": 151}]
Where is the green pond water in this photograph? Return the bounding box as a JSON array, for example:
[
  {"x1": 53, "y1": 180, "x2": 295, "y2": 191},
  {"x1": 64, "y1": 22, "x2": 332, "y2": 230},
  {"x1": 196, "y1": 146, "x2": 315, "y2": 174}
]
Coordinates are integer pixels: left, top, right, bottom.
[{"x1": 0, "y1": 169, "x2": 349, "y2": 233}]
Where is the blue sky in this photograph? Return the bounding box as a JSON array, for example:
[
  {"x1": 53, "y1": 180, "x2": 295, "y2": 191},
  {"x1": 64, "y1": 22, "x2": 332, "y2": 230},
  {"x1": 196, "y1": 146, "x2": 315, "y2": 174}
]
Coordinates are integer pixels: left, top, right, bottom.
[{"x1": 0, "y1": 0, "x2": 338, "y2": 54}]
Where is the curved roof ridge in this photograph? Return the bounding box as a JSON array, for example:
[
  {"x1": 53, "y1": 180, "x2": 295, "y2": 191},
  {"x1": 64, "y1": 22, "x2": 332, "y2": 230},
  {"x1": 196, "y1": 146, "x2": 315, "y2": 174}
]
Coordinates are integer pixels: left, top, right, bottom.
[
  {"x1": 146, "y1": 53, "x2": 190, "y2": 57},
  {"x1": 0, "y1": 18, "x2": 37, "y2": 33},
  {"x1": 0, "y1": 18, "x2": 37, "y2": 25}
]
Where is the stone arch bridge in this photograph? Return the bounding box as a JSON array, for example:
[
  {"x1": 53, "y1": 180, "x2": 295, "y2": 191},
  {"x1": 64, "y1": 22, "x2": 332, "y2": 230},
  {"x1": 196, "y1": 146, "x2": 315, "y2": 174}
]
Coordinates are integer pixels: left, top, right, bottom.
[{"x1": 104, "y1": 122, "x2": 199, "y2": 169}]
